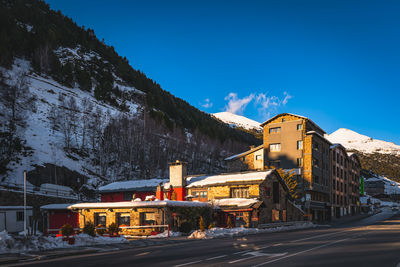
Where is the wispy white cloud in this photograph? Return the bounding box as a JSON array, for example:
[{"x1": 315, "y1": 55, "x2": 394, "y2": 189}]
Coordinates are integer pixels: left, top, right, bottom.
[
  {"x1": 201, "y1": 98, "x2": 213, "y2": 109},
  {"x1": 282, "y1": 92, "x2": 293, "y2": 105},
  {"x1": 224, "y1": 92, "x2": 255, "y2": 115},
  {"x1": 223, "y1": 91, "x2": 293, "y2": 118}
]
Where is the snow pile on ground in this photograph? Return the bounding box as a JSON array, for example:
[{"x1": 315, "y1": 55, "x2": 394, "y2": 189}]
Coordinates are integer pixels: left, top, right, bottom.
[
  {"x1": 212, "y1": 112, "x2": 262, "y2": 131},
  {"x1": 188, "y1": 222, "x2": 317, "y2": 239},
  {"x1": 145, "y1": 231, "x2": 182, "y2": 238},
  {"x1": 325, "y1": 128, "x2": 400, "y2": 155},
  {"x1": 0, "y1": 232, "x2": 128, "y2": 254}
]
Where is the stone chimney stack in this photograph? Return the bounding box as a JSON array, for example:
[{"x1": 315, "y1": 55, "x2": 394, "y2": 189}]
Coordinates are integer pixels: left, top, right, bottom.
[{"x1": 168, "y1": 160, "x2": 188, "y2": 201}]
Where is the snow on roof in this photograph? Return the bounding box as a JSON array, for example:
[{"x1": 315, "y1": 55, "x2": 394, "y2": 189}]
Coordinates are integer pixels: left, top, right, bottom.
[
  {"x1": 260, "y1": 113, "x2": 326, "y2": 134},
  {"x1": 306, "y1": 131, "x2": 331, "y2": 144},
  {"x1": 186, "y1": 170, "x2": 274, "y2": 188},
  {"x1": 0, "y1": 206, "x2": 33, "y2": 210},
  {"x1": 224, "y1": 145, "x2": 264, "y2": 161},
  {"x1": 98, "y1": 178, "x2": 168, "y2": 192},
  {"x1": 213, "y1": 198, "x2": 260, "y2": 208},
  {"x1": 40, "y1": 204, "x2": 76, "y2": 210},
  {"x1": 69, "y1": 200, "x2": 211, "y2": 209}
]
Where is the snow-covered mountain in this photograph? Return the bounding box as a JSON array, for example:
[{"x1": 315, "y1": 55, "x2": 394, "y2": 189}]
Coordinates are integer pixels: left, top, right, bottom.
[
  {"x1": 212, "y1": 112, "x2": 262, "y2": 132},
  {"x1": 325, "y1": 128, "x2": 400, "y2": 156}
]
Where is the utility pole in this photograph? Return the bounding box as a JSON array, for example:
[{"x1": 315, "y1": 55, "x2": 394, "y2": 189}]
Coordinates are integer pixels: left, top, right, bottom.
[{"x1": 23, "y1": 170, "x2": 27, "y2": 236}]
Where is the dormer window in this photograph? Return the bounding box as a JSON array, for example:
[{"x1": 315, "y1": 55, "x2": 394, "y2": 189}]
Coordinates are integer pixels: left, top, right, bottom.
[{"x1": 282, "y1": 118, "x2": 286, "y2": 122}]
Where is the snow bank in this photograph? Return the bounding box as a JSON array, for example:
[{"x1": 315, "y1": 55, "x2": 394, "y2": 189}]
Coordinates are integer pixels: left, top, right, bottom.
[
  {"x1": 213, "y1": 198, "x2": 260, "y2": 208},
  {"x1": 0, "y1": 231, "x2": 128, "y2": 254},
  {"x1": 188, "y1": 222, "x2": 317, "y2": 239}
]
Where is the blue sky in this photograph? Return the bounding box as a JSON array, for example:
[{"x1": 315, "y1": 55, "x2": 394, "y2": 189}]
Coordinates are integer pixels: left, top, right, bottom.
[{"x1": 47, "y1": 0, "x2": 400, "y2": 144}]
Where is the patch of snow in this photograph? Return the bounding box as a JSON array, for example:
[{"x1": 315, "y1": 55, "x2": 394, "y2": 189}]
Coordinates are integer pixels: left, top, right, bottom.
[
  {"x1": 40, "y1": 204, "x2": 75, "y2": 210},
  {"x1": 186, "y1": 170, "x2": 274, "y2": 188},
  {"x1": 213, "y1": 198, "x2": 260, "y2": 208},
  {"x1": 326, "y1": 128, "x2": 400, "y2": 155},
  {"x1": 212, "y1": 112, "x2": 262, "y2": 131},
  {"x1": 98, "y1": 179, "x2": 168, "y2": 192}
]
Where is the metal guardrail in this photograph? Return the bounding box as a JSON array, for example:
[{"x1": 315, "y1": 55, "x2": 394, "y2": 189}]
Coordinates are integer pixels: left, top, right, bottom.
[{"x1": 0, "y1": 181, "x2": 80, "y2": 200}]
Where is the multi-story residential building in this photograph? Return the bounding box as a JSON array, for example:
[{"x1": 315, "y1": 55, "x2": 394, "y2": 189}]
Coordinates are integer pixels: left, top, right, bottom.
[
  {"x1": 330, "y1": 144, "x2": 361, "y2": 218},
  {"x1": 225, "y1": 113, "x2": 361, "y2": 222}
]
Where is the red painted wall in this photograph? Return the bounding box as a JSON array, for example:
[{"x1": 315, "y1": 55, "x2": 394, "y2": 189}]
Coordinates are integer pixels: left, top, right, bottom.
[
  {"x1": 174, "y1": 187, "x2": 186, "y2": 201},
  {"x1": 101, "y1": 191, "x2": 155, "y2": 202},
  {"x1": 47, "y1": 210, "x2": 79, "y2": 234},
  {"x1": 101, "y1": 192, "x2": 124, "y2": 202}
]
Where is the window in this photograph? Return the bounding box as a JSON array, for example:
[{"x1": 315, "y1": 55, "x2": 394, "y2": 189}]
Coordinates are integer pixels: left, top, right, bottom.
[
  {"x1": 333, "y1": 152, "x2": 336, "y2": 162},
  {"x1": 297, "y1": 158, "x2": 303, "y2": 167},
  {"x1": 269, "y1": 143, "x2": 281, "y2": 152},
  {"x1": 273, "y1": 182, "x2": 280, "y2": 204},
  {"x1": 312, "y1": 158, "x2": 319, "y2": 168},
  {"x1": 95, "y1": 213, "x2": 107, "y2": 226},
  {"x1": 344, "y1": 184, "x2": 347, "y2": 193},
  {"x1": 199, "y1": 191, "x2": 207, "y2": 198},
  {"x1": 332, "y1": 180, "x2": 336, "y2": 190},
  {"x1": 269, "y1": 127, "x2": 281, "y2": 134},
  {"x1": 193, "y1": 191, "x2": 207, "y2": 198},
  {"x1": 255, "y1": 154, "x2": 262, "y2": 160},
  {"x1": 312, "y1": 142, "x2": 319, "y2": 151},
  {"x1": 231, "y1": 187, "x2": 249, "y2": 198},
  {"x1": 333, "y1": 167, "x2": 336, "y2": 176},
  {"x1": 117, "y1": 213, "x2": 130, "y2": 226},
  {"x1": 123, "y1": 191, "x2": 133, "y2": 201},
  {"x1": 269, "y1": 160, "x2": 280, "y2": 168},
  {"x1": 16, "y1": 211, "x2": 24, "y2": 221},
  {"x1": 140, "y1": 212, "x2": 156, "y2": 226},
  {"x1": 297, "y1": 124, "x2": 303, "y2": 130},
  {"x1": 282, "y1": 118, "x2": 286, "y2": 122},
  {"x1": 297, "y1": 140, "x2": 303, "y2": 150},
  {"x1": 313, "y1": 175, "x2": 320, "y2": 184}
]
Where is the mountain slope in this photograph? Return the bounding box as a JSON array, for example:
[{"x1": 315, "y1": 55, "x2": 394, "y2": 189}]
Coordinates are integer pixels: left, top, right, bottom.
[
  {"x1": 212, "y1": 112, "x2": 262, "y2": 132},
  {"x1": 0, "y1": 0, "x2": 259, "y2": 196},
  {"x1": 326, "y1": 128, "x2": 400, "y2": 155},
  {"x1": 326, "y1": 128, "x2": 400, "y2": 182}
]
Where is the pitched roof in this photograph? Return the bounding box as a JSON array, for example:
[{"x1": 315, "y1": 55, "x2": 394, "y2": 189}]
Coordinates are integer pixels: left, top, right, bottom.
[
  {"x1": 186, "y1": 170, "x2": 276, "y2": 188},
  {"x1": 98, "y1": 178, "x2": 168, "y2": 193},
  {"x1": 68, "y1": 200, "x2": 211, "y2": 209},
  {"x1": 224, "y1": 145, "x2": 264, "y2": 161},
  {"x1": 260, "y1": 113, "x2": 326, "y2": 134}
]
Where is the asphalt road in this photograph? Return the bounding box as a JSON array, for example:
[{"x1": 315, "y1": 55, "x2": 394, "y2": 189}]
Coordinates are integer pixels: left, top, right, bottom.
[{"x1": 10, "y1": 208, "x2": 400, "y2": 267}]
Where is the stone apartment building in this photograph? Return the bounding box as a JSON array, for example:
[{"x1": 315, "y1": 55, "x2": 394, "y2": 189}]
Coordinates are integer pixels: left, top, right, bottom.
[
  {"x1": 185, "y1": 169, "x2": 304, "y2": 227},
  {"x1": 225, "y1": 113, "x2": 361, "y2": 222}
]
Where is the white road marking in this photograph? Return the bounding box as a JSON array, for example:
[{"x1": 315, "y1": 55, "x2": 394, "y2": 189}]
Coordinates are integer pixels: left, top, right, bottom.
[
  {"x1": 289, "y1": 230, "x2": 347, "y2": 243},
  {"x1": 174, "y1": 260, "x2": 203, "y2": 267},
  {"x1": 232, "y1": 250, "x2": 251, "y2": 255},
  {"x1": 135, "y1": 252, "x2": 150, "y2": 256},
  {"x1": 206, "y1": 255, "x2": 227, "y2": 261},
  {"x1": 229, "y1": 251, "x2": 287, "y2": 264},
  {"x1": 229, "y1": 256, "x2": 257, "y2": 264},
  {"x1": 252, "y1": 238, "x2": 350, "y2": 267}
]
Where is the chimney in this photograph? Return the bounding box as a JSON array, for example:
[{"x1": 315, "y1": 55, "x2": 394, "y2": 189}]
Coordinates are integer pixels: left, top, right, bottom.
[
  {"x1": 250, "y1": 145, "x2": 255, "y2": 150},
  {"x1": 169, "y1": 160, "x2": 188, "y2": 201},
  {"x1": 156, "y1": 183, "x2": 164, "y2": 200}
]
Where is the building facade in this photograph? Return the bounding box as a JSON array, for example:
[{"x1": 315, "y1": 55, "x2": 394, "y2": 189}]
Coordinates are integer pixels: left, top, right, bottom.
[{"x1": 224, "y1": 113, "x2": 361, "y2": 222}]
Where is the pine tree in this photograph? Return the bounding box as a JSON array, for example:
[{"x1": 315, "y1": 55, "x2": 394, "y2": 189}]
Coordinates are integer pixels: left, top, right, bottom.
[{"x1": 276, "y1": 168, "x2": 299, "y2": 199}]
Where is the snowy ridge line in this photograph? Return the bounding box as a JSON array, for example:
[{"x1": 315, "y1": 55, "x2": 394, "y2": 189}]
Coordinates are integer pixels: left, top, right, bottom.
[{"x1": 326, "y1": 128, "x2": 400, "y2": 155}]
